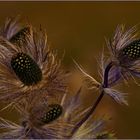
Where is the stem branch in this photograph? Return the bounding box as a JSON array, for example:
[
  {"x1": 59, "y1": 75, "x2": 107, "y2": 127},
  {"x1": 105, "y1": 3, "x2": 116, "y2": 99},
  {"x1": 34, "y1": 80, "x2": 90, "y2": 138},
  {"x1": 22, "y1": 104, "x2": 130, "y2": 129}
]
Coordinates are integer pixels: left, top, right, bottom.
[{"x1": 70, "y1": 61, "x2": 113, "y2": 137}]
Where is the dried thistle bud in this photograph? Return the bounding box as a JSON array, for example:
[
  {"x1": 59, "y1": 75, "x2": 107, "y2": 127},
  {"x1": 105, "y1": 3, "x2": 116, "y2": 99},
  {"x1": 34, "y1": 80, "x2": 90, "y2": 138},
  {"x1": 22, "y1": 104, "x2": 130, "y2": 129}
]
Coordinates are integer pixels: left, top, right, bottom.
[
  {"x1": 10, "y1": 26, "x2": 31, "y2": 47},
  {"x1": 11, "y1": 52, "x2": 42, "y2": 85},
  {"x1": 122, "y1": 39, "x2": 140, "y2": 60},
  {"x1": 0, "y1": 90, "x2": 109, "y2": 139},
  {"x1": 41, "y1": 104, "x2": 63, "y2": 124},
  {"x1": 0, "y1": 17, "x2": 67, "y2": 103},
  {"x1": 106, "y1": 25, "x2": 140, "y2": 84}
]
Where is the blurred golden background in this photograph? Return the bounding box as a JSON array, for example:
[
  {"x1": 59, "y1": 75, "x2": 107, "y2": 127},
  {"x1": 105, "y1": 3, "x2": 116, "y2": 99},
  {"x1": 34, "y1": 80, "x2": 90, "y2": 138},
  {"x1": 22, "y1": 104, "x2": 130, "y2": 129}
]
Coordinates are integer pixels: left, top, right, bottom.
[{"x1": 0, "y1": 1, "x2": 140, "y2": 138}]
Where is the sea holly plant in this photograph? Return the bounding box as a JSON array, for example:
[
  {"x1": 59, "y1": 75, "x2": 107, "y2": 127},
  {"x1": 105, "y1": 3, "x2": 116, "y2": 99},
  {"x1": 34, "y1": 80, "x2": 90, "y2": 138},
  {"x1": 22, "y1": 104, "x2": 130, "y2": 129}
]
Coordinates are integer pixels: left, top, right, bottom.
[
  {"x1": 0, "y1": 17, "x2": 139, "y2": 139},
  {"x1": 71, "y1": 24, "x2": 140, "y2": 136}
]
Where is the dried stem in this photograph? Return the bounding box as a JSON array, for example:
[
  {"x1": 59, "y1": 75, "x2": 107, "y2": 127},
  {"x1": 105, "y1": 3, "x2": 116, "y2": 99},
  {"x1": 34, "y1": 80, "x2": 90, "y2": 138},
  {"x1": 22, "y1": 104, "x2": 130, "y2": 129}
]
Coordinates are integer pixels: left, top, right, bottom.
[{"x1": 70, "y1": 61, "x2": 113, "y2": 137}]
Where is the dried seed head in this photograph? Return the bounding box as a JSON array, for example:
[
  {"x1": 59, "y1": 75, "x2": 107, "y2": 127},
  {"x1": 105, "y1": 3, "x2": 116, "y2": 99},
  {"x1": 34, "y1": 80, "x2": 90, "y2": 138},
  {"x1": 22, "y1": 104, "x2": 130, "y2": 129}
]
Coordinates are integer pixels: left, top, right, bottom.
[
  {"x1": 11, "y1": 52, "x2": 42, "y2": 85},
  {"x1": 41, "y1": 104, "x2": 63, "y2": 124},
  {"x1": 122, "y1": 40, "x2": 140, "y2": 60},
  {"x1": 10, "y1": 27, "x2": 31, "y2": 46}
]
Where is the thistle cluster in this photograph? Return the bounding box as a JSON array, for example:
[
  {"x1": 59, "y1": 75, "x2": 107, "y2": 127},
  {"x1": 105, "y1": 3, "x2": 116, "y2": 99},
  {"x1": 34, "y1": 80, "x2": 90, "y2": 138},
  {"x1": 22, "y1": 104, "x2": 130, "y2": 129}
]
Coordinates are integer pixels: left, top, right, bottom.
[{"x1": 0, "y1": 17, "x2": 139, "y2": 139}]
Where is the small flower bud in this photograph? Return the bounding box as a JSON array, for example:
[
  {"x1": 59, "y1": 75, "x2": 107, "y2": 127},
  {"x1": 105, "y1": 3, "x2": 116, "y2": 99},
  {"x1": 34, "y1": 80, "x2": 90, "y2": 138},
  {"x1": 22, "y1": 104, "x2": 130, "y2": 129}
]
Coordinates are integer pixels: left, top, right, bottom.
[
  {"x1": 41, "y1": 104, "x2": 63, "y2": 124},
  {"x1": 10, "y1": 27, "x2": 31, "y2": 47}
]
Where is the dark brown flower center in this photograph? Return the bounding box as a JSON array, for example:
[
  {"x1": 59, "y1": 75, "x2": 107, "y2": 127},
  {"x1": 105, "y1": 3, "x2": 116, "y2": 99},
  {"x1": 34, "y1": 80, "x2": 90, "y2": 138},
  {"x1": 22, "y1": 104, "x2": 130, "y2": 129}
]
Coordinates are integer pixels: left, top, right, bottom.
[
  {"x1": 42, "y1": 104, "x2": 63, "y2": 124},
  {"x1": 11, "y1": 53, "x2": 42, "y2": 86},
  {"x1": 10, "y1": 27, "x2": 31, "y2": 47},
  {"x1": 122, "y1": 40, "x2": 140, "y2": 59}
]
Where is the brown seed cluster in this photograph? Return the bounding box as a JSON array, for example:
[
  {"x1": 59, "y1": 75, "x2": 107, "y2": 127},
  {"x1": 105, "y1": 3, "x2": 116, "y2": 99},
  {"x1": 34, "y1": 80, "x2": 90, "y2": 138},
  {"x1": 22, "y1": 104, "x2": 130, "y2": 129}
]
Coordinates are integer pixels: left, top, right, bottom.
[
  {"x1": 11, "y1": 53, "x2": 42, "y2": 85},
  {"x1": 42, "y1": 104, "x2": 63, "y2": 124},
  {"x1": 123, "y1": 40, "x2": 140, "y2": 59}
]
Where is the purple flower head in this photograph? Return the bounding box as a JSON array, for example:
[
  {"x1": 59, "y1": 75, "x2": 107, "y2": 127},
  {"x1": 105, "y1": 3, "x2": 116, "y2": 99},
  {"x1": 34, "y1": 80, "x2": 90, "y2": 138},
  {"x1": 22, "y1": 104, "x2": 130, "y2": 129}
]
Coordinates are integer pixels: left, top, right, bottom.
[
  {"x1": 0, "y1": 17, "x2": 67, "y2": 104},
  {"x1": 106, "y1": 24, "x2": 140, "y2": 86},
  {"x1": 0, "y1": 89, "x2": 108, "y2": 139}
]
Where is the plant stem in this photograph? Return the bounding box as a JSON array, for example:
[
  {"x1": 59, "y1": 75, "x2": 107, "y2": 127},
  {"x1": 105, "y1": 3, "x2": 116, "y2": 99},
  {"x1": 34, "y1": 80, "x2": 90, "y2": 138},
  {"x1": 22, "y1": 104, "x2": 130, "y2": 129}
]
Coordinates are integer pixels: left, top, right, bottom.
[
  {"x1": 103, "y1": 61, "x2": 113, "y2": 88},
  {"x1": 70, "y1": 61, "x2": 113, "y2": 137},
  {"x1": 70, "y1": 90, "x2": 104, "y2": 137}
]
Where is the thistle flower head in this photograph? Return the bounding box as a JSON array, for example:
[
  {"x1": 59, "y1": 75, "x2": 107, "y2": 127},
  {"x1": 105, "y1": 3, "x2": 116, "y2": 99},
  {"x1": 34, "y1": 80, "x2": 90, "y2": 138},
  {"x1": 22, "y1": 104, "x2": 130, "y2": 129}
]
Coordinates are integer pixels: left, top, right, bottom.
[
  {"x1": 10, "y1": 26, "x2": 31, "y2": 47},
  {"x1": 106, "y1": 24, "x2": 140, "y2": 85},
  {"x1": 107, "y1": 24, "x2": 138, "y2": 62},
  {"x1": 0, "y1": 16, "x2": 23, "y2": 40},
  {"x1": 0, "y1": 89, "x2": 109, "y2": 139},
  {"x1": 0, "y1": 17, "x2": 67, "y2": 103}
]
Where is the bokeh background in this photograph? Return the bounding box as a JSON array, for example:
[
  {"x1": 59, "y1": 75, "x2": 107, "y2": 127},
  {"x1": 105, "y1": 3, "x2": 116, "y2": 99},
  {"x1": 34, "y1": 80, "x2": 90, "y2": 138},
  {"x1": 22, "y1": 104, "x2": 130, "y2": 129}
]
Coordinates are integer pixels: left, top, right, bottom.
[{"x1": 0, "y1": 1, "x2": 140, "y2": 138}]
